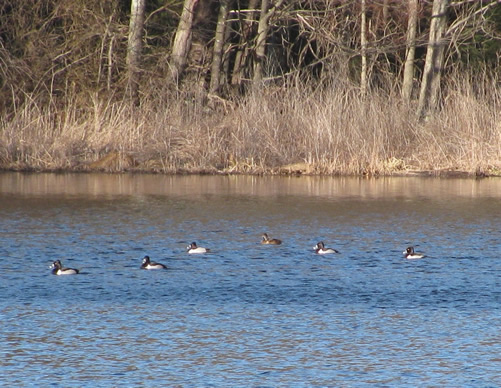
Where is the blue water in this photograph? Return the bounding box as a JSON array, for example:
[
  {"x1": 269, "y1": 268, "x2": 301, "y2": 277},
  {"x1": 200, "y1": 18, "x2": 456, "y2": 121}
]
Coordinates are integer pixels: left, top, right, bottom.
[{"x1": 1, "y1": 174, "x2": 500, "y2": 386}]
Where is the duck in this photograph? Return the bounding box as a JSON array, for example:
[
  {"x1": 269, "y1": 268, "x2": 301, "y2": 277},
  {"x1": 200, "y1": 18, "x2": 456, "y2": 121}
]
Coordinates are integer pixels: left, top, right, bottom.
[
  {"x1": 50, "y1": 260, "x2": 79, "y2": 275},
  {"x1": 313, "y1": 241, "x2": 339, "y2": 254},
  {"x1": 140, "y1": 255, "x2": 167, "y2": 270},
  {"x1": 186, "y1": 242, "x2": 210, "y2": 254},
  {"x1": 403, "y1": 246, "x2": 425, "y2": 259},
  {"x1": 261, "y1": 233, "x2": 282, "y2": 245}
]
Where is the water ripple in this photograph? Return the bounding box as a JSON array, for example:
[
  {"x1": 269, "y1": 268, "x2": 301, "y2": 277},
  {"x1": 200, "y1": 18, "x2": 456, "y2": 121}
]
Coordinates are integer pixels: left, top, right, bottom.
[{"x1": 1, "y1": 174, "x2": 501, "y2": 386}]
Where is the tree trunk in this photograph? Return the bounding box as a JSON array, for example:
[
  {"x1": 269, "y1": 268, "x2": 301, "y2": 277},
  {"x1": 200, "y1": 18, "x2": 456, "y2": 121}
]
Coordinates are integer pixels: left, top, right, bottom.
[
  {"x1": 417, "y1": 0, "x2": 449, "y2": 119},
  {"x1": 253, "y1": 0, "x2": 270, "y2": 84},
  {"x1": 126, "y1": 0, "x2": 146, "y2": 105},
  {"x1": 231, "y1": 0, "x2": 259, "y2": 86},
  {"x1": 221, "y1": 16, "x2": 233, "y2": 87},
  {"x1": 402, "y1": 0, "x2": 418, "y2": 101},
  {"x1": 360, "y1": 0, "x2": 368, "y2": 97},
  {"x1": 170, "y1": 0, "x2": 198, "y2": 84},
  {"x1": 382, "y1": 0, "x2": 390, "y2": 26},
  {"x1": 252, "y1": 0, "x2": 285, "y2": 86},
  {"x1": 209, "y1": 0, "x2": 230, "y2": 94}
]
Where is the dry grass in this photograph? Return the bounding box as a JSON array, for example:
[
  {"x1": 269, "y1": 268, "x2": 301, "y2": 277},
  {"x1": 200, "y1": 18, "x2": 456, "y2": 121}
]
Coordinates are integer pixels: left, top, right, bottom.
[{"x1": 1, "y1": 73, "x2": 500, "y2": 176}]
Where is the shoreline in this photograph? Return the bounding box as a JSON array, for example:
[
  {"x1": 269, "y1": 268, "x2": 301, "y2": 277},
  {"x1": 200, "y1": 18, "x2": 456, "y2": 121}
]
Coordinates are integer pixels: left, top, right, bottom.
[{"x1": 1, "y1": 158, "x2": 498, "y2": 178}]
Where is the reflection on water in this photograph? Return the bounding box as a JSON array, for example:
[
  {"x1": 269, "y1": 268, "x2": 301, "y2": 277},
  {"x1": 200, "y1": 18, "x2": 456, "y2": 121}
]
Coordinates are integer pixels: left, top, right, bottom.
[
  {"x1": 0, "y1": 172, "x2": 500, "y2": 386},
  {"x1": 1, "y1": 171, "x2": 501, "y2": 198}
]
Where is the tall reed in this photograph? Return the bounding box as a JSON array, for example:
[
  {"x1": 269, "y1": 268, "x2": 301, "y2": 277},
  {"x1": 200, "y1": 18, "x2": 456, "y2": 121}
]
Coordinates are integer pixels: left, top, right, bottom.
[{"x1": 1, "y1": 72, "x2": 500, "y2": 175}]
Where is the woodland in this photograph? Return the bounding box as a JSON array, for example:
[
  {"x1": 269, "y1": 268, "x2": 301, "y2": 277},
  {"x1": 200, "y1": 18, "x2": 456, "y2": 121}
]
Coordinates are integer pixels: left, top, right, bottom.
[{"x1": 0, "y1": 0, "x2": 500, "y2": 175}]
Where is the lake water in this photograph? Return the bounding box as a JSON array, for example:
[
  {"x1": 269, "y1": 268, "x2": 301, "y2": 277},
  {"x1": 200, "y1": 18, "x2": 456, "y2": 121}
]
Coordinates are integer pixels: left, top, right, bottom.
[{"x1": 1, "y1": 173, "x2": 500, "y2": 386}]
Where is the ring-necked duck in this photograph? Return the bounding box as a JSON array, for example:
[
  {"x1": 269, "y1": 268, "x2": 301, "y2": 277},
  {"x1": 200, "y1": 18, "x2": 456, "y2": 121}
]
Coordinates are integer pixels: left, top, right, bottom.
[
  {"x1": 141, "y1": 255, "x2": 167, "y2": 270},
  {"x1": 313, "y1": 241, "x2": 339, "y2": 254},
  {"x1": 261, "y1": 233, "x2": 282, "y2": 245},
  {"x1": 403, "y1": 246, "x2": 425, "y2": 259},
  {"x1": 187, "y1": 242, "x2": 210, "y2": 254},
  {"x1": 50, "y1": 260, "x2": 79, "y2": 275}
]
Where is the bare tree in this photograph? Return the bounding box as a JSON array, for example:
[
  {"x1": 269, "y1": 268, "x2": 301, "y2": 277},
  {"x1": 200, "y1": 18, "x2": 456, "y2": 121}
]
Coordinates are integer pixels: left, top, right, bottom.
[
  {"x1": 360, "y1": 0, "x2": 368, "y2": 97},
  {"x1": 252, "y1": 0, "x2": 286, "y2": 85},
  {"x1": 417, "y1": 0, "x2": 450, "y2": 119},
  {"x1": 170, "y1": 0, "x2": 199, "y2": 84},
  {"x1": 446, "y1": 0, "x2": 501, "y2": 62},
  {"x1": 253, "y1": 0, "x2": 270, "y2": 83},
  {"x1": 402, "y1": 0, "x2": 418, "y2": 101},
  {"x1": 209, "y1": 0, "x2": 230, "y2": 94},
  {"x1": 126, "y1": 0, "x2": 146, "y2": 105},
  {"x1": 383, "y1": 0, "x2": 390, "y2": 24},
  {"x1": 231, "y1": 0, "x2": 260, "y2": 86}
]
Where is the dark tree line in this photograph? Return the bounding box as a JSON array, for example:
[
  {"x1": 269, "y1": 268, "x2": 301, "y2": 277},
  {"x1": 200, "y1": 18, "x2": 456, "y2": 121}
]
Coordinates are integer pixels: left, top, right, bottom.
[{"x1": 1, "y1": 0, "x2": 500, "y2": 116}]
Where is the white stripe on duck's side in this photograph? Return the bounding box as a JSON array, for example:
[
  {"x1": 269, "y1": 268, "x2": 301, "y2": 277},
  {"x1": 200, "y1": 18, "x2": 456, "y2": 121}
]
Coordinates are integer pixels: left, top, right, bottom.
[
  {"x1": 186, "y1": 242, "x2": 210, "y2": 254},
  {"x1": 50, "y1": 260, "x2": 79, "y2": 275},
  {"x1": 141, "y1": 255, "x2": 167, "y2": 270},
  {"x1": 403, "y1": 246, "x2": 425, "y2": 259},
  {"x1": 313, "y1": 241, "x2": 339, "y2": 254}
]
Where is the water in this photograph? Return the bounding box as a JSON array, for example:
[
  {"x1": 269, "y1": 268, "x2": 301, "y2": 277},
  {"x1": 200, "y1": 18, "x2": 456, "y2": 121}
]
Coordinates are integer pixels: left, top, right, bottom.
[{"x1": 1, "y1": 173, "x2": 500, "y2": 386}]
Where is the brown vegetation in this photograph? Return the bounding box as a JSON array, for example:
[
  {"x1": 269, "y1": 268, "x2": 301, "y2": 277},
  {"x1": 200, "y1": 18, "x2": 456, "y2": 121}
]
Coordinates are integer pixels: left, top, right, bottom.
[
  {"x1": 0, "y1": 1, "x2": 500, "y2": 176},
  {"x1": 1, "y1": 71, "x2": 500, "y2": 176}
]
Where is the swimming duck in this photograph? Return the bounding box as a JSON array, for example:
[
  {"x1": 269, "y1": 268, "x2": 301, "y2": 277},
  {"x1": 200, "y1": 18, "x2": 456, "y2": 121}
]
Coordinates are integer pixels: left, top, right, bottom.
[
  {"x1": 50, "y1": 260, "x2": 79, "y2": 275},
  {"x1": 403, "y1": 246, "x2": 425, "y2": 259},
  {"x1": 186, "y1": 242, "x2": 210, "y2": 254},
  {"x1": 261, "y1": 233, "x2": 282, "y2": 245},
  {"x1": 140, "y1": 255, "x2": 167, "y2": 270},
  {"x1": 313, "y1": 241, "x2": 339, "y2": 254}
]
